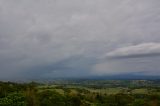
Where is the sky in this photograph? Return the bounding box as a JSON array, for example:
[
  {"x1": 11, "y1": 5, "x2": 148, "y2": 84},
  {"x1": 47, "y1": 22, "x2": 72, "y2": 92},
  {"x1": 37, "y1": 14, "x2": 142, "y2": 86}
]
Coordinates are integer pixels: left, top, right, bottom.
[{"x1": 0, "y1": 0, "x2": 160, "y2": 80}]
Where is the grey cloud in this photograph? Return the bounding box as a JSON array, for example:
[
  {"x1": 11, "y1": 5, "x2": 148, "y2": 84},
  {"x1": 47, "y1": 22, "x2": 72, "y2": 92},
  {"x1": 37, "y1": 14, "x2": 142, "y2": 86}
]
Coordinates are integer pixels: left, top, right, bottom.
[
  {"x1": 106, "y1": 43, "x2": 160, "y2": 59},
  {"x1": 92, "y1": 56, "x2": 160, "y2": 76},
  {"x1": 0, "y1": 0, "x2": 160, "y2": 79}
]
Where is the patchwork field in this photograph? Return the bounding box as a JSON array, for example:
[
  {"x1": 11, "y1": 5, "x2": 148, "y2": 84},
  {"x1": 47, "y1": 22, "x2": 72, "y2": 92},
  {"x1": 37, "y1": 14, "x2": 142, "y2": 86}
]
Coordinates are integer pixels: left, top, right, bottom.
[{"x1": 1, "y1": 80, "x2": 160, "y2": 106}]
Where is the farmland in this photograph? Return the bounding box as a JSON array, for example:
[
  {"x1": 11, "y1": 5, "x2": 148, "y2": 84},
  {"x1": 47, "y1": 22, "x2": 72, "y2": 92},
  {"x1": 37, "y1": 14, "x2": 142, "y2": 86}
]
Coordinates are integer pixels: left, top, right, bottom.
[{"x1": 0, "y1": 80, "x2": 160, "y2": 106}]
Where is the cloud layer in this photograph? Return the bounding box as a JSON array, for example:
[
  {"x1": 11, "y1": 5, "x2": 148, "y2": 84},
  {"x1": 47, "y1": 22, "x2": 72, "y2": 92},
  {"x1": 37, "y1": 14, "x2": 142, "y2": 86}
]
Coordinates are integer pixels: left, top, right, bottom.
[
  {"x1": 0, "y1": 0, "x2": 160, "y2": 79},
  {"x1": 106, "y1": 43, "x2": 160, "y2": 59}
]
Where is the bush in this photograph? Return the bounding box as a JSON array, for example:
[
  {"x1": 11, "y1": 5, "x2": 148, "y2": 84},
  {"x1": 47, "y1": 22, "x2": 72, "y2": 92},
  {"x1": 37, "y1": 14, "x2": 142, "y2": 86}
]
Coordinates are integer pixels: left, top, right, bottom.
[{"x1": 0, "y1": 93, "x2": 26, "y2": 106}]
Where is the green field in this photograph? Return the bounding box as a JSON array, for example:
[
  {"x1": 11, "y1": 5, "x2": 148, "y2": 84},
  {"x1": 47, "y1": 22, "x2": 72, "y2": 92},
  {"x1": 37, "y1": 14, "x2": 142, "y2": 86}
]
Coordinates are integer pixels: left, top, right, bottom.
[{"x1": 1, "y1": 80, "x2": 160, "y2": 106}]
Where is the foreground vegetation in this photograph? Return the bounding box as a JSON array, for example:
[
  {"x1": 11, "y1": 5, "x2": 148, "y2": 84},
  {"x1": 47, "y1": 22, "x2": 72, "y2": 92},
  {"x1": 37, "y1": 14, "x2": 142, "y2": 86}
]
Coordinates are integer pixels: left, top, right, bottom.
[{"x1": 0, "y1": 80, "x2": 160, "y2": 106}]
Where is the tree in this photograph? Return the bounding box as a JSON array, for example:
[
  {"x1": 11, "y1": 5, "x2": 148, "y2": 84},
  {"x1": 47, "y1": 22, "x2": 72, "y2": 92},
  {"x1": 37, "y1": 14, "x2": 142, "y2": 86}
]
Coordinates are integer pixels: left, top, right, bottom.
[
  {"x1": 38, "y1": 90, "x2": 65, "y2": 106},
  {"x1": 0, "y1": 93, "x2": 26, "y2": 106}
]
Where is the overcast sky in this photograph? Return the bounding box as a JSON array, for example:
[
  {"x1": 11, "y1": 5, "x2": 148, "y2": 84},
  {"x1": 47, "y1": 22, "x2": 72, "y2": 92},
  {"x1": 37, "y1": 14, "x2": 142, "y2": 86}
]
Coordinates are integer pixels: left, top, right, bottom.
[{"x1": 0, "y1": 0, "x2": 160, "y2": 80}]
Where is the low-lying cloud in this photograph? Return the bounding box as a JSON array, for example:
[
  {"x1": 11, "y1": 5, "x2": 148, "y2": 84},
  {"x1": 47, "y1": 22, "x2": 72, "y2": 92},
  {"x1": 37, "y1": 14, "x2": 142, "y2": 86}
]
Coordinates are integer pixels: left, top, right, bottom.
[
  {"x1": 106, "y1": 43, "x2": 160, "y2": 59},
  {"x1": 0, "y1": 0, "x2": 160, "y2": 79}
]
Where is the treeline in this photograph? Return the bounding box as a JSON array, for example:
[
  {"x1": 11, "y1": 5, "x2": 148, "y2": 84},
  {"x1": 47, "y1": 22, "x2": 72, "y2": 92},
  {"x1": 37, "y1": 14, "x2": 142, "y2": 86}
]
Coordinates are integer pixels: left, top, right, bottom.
[
  {"x1": 48, "y1": 79, "x2": 160, "y2": 88},
  {"x1": 0, "y1": 81, "x2": 160, "y2": 106}
]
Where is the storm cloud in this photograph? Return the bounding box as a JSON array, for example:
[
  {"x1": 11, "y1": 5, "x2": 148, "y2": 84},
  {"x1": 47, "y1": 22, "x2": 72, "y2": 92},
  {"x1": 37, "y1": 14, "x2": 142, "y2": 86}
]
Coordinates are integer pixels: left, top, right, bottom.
[
  {"x1": 106, "y1": 43, "x2": 160, "y2": 59},
  {"x1": 0, "y1": 0, "x2": 160, "y2": 79}
]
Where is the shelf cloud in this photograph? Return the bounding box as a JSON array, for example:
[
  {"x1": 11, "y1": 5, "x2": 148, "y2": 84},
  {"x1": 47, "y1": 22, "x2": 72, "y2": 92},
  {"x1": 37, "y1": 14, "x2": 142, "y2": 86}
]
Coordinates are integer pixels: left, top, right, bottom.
[
  {"x1": 0, "y1": 0, "x2": 160, "y2": 79},
  {"x1": 106, "y1": 43, "x2": 160, "y2": 59}
]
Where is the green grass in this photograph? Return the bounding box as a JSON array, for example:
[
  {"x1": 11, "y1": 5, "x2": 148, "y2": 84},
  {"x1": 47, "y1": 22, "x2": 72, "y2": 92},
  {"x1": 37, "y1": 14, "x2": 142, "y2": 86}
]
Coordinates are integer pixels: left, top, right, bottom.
[
  {"x1": 37, "y1": 85, "x2": 159, "y2": 95},
  {"x1": 54, "y1": 89, "x2": 64, "y2": 95},
  {"x1": 132, "y1": 88, "x2": 148, "y2": 94},
  {"x1": 87, "y1": 88, "x2": 122, "y2": 94}
]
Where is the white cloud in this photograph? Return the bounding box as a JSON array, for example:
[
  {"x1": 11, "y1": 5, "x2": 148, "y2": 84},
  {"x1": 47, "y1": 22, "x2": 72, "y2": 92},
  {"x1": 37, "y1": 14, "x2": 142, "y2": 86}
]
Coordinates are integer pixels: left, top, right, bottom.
[
  {"x1": 106, "y1": 43, "x2": 160, "y2": 59},
  {"x1": 92, "y1": 43, "x2": 160, "y2": 76}
]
